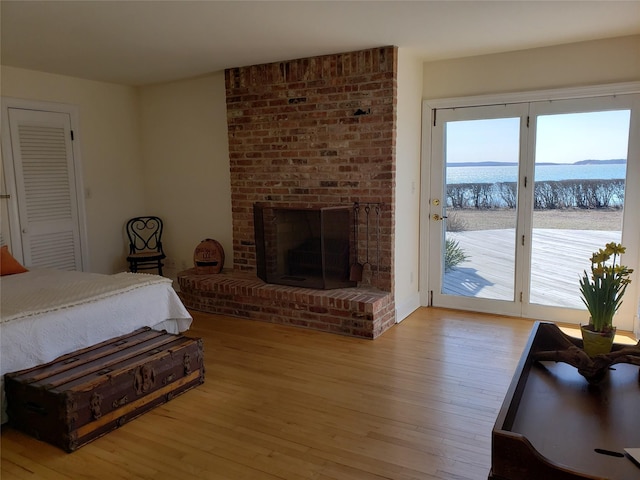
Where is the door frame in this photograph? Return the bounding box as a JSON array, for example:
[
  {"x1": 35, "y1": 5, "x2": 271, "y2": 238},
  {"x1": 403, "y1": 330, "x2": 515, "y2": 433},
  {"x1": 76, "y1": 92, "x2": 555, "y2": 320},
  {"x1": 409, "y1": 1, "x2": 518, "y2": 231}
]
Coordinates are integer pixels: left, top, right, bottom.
[
  {"x1": 1, "y1": 97, "x2": 90, "y2": 270},
  {"x1": 420, "y1": 82, "x2": 640, "y2": 331}
]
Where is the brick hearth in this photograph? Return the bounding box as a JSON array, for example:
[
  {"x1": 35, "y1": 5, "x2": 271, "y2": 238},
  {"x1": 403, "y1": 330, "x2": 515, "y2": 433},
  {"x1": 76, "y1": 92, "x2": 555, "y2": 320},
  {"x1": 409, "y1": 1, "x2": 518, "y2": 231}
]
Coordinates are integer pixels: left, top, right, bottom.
[{"x1": 178, "y1": 269, "x2": 395, "y2": 339}]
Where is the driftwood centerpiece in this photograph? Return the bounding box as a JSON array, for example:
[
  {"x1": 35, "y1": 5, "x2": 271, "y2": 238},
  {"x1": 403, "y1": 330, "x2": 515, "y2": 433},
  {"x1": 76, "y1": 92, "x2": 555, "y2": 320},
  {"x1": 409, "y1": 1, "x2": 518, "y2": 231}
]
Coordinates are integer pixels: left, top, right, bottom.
[{"x1": 532, "y1": 323, "x2": 640, "y2": 384}]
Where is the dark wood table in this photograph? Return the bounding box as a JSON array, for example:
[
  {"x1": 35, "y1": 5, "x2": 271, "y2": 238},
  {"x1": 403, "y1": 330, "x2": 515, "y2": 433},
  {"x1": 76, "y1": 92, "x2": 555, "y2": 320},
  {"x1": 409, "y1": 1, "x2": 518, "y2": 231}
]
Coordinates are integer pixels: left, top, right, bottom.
[{"x1": 490, "y1": 322, "x2": 640, "y2": 480}]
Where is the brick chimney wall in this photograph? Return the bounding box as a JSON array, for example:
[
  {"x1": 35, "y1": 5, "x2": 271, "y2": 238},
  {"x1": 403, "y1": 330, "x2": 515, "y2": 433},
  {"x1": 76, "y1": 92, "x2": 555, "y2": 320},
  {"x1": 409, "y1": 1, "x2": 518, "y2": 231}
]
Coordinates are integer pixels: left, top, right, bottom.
[{"x1": 225, "y1": 46, "x2": 397, "y2": 293}]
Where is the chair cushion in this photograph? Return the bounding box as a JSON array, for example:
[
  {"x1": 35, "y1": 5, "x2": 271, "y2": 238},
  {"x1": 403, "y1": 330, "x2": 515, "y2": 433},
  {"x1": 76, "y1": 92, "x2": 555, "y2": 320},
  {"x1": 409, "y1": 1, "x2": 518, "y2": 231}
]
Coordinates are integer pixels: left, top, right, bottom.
[{"x1": 127, "y1": 252, "x2": 166, "y2": 262}]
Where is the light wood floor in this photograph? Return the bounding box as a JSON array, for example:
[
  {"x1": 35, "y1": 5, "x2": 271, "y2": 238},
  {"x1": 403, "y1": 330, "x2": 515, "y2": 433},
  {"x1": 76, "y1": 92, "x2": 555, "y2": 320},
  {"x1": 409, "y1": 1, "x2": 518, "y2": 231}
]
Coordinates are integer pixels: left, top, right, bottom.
[{"x1": 1, "y1": 309, "x2": 538, "y2": 480}]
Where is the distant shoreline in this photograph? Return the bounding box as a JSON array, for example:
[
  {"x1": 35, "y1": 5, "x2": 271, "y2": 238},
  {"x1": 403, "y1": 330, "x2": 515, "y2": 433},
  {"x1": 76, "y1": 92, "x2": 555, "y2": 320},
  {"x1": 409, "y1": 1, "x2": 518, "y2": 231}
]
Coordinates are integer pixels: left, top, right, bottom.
[{"x1": 448, "y1": 159, "x2": 626, "y2": 167}]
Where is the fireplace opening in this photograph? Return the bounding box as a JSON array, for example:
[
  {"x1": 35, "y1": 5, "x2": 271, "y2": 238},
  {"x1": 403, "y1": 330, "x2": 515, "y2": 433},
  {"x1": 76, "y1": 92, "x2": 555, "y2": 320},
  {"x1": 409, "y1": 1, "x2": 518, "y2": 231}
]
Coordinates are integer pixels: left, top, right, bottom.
[{"x1": 253, "y1": 204, "x2": 356, "y2": 289}]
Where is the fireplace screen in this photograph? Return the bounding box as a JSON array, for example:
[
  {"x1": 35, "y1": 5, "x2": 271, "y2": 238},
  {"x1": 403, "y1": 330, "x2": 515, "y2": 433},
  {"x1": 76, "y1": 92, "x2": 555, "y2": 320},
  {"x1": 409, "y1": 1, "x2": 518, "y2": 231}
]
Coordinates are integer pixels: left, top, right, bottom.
[{"x1": 254, "y1": 204, "x2": 355, "y2": 289}]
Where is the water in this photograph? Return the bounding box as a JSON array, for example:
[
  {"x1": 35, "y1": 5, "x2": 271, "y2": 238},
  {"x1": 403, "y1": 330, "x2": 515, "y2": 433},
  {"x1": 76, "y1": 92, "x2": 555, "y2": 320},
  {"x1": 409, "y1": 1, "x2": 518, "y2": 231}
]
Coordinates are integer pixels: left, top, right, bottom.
[{"x1": 446, "y1": 163, "x2": 627, "y2": 184}]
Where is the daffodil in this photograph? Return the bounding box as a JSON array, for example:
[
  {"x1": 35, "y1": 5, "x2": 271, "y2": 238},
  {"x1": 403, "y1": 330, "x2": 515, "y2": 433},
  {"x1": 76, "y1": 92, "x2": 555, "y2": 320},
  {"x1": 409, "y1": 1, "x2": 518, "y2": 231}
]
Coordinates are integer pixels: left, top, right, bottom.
[{"x1": 579, "y1": 242, "x2": 634, "y2": 332}]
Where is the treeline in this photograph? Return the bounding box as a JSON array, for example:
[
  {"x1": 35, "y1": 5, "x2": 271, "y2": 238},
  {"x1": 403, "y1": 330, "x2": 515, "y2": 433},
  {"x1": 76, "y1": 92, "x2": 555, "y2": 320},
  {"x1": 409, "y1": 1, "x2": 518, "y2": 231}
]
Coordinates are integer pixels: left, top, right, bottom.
[{"x1": 446, "y1": 179, "x2": 625, "y2": 210}]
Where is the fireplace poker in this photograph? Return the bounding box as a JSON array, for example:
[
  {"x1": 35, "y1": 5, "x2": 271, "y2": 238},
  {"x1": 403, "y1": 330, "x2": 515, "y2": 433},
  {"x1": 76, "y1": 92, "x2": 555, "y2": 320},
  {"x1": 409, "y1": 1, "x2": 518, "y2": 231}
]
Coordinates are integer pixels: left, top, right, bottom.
[
  {"x1": 349, "y1": 202, "x2": 363, "y2": 282},
  {"x1": 375, "y1": 204, "x2": 380, "y2": 282},
  {"x1": 363, "y1": 204, "x2": 371, "y2": 270}
]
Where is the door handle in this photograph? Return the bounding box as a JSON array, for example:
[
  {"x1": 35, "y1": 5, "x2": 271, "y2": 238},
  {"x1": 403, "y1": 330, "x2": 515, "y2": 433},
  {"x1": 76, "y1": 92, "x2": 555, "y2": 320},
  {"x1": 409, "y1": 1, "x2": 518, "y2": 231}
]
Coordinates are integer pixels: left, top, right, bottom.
[
  {"x1": 432, "y1": 214, "x2": 448, "y2": 221},
  {"x1": 0, "y1": 194, "x2": 10, "y2": 199}
]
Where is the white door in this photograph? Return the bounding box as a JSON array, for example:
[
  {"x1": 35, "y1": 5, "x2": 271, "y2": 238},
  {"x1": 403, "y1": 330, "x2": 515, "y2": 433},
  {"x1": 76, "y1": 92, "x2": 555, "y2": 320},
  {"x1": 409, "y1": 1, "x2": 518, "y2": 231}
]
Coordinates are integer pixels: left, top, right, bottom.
[
  {"x1": 428, "y1": 103, "x2": 529, "y2": 317},
  {"x1": 3, "y1": 106, "x2": 86, "y2": 270},
  {"x1": 427, "y1": 93, "x2": 640, "y2": 330},
  {"x1": 523, "y1": 96, "x2": 638, "y2": 327}
]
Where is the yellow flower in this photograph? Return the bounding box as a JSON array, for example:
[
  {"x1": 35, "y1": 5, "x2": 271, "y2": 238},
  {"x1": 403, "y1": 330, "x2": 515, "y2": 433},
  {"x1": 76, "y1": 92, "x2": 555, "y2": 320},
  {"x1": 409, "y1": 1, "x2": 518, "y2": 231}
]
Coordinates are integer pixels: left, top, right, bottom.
[
  {"x1": 605, "y1": 242, "x2": 626, "y2": 255},
  {"x1": 591, "y1": 251, "x2": 609, "y2": 264}
]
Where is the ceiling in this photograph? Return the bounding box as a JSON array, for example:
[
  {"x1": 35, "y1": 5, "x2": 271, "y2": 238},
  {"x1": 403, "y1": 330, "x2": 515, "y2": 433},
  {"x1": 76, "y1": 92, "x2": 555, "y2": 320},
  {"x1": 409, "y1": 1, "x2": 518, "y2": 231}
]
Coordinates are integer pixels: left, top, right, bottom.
[{"x1": 2, "y1": 1, "x2": 639, "y2": 87}]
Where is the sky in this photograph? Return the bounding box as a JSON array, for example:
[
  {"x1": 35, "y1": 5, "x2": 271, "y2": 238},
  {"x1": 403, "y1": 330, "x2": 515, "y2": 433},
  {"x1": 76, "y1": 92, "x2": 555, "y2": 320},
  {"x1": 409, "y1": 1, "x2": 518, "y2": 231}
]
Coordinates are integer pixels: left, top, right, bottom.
[{"x1": 446, "y1": 109, "x2": 631, "y2": 164}]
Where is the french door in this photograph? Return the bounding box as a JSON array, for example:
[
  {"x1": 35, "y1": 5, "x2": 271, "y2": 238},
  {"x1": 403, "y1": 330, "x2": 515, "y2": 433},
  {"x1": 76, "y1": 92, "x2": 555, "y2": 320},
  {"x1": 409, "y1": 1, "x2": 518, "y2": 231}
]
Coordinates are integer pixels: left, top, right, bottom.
[
  {"x1": 429, "y1": 103, "x2": 527, "y2": 317},
  {"x1": 427, "y1": 93, "x2": 640, "y2": 330}
]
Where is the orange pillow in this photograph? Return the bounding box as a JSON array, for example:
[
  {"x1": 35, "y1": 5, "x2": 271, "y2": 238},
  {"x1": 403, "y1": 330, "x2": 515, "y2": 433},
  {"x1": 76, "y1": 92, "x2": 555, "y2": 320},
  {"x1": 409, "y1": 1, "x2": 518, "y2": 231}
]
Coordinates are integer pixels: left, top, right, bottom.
[{"x1": 0, "y1": 245, "x2": 28, "y2": 276}]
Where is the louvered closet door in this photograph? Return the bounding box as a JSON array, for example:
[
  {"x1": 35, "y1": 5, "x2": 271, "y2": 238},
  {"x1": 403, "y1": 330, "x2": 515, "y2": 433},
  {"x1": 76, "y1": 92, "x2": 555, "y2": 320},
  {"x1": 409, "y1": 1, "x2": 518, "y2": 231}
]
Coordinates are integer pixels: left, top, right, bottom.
[{"x1": 7, "y1": 108, "x2": 83, "y2": 270}]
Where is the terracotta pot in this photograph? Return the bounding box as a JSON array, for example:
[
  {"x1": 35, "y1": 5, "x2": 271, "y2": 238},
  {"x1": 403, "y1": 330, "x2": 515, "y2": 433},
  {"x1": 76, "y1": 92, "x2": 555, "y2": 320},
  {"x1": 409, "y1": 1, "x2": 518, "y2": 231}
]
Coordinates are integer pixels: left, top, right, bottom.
[
  {"x1": 580, "y1": 325, "x2": 616, "y2": 357},
  {"x1": 193, "y1": 238, "x2": 225, "y2": 274}
]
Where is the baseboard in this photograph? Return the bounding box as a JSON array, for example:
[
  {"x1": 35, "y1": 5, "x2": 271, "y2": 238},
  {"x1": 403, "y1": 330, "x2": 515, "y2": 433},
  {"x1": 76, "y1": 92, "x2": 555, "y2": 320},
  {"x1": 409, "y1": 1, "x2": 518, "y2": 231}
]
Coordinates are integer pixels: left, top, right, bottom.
[{"x1": 396, "y1": 292, "x2": 422, "y2": 323}]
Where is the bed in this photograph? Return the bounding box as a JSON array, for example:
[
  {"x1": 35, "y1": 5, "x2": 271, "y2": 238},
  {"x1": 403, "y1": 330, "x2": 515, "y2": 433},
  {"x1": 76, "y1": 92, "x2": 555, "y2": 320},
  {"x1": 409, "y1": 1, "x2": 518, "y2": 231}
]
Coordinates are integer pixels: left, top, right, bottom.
[{"x1": 1, "y1": 268, "x2": 193, "y2": 424}]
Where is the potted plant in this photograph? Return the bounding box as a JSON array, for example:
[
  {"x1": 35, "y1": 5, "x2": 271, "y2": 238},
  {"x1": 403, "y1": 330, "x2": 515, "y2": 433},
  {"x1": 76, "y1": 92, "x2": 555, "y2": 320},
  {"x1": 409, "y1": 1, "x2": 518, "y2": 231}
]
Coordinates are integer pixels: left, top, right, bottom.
[{"x1": 579, "y1": 242, "x2": 633, "y2": 357}]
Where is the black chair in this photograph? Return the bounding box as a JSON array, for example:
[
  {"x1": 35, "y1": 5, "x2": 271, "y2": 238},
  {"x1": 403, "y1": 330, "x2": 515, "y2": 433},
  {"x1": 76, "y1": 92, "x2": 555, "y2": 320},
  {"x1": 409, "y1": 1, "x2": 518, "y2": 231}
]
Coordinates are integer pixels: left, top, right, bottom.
[{"x1": 126, "y1": 216, "x2": 166, "y2": 276}]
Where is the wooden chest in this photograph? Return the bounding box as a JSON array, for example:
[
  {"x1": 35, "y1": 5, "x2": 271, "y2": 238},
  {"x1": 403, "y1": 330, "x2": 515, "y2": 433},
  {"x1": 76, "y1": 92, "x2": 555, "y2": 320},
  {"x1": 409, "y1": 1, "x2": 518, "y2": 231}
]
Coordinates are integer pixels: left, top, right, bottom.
[{"x1": 4, "y1": 327, "x2": 204, "y2": 452}]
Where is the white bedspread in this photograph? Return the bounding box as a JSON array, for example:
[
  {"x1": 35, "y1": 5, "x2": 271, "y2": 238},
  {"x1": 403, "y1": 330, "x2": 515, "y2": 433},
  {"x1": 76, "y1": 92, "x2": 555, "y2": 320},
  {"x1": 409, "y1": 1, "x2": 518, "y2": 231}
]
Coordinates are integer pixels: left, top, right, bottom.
[
  {"x1": 0, "y1": 269, "x2": 193, "y2": 424},
  {"x1": 2, "y1": 269, "x2": 175, "y2": 322}
]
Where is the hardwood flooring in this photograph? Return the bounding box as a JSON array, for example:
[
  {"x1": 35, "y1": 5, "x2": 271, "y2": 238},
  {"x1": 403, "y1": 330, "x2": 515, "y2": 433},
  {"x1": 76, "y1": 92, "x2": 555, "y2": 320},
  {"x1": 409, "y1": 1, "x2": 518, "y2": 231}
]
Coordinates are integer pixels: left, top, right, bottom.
[{"x1": 1, "y1": 308, "x2": 538, "y2": 480}]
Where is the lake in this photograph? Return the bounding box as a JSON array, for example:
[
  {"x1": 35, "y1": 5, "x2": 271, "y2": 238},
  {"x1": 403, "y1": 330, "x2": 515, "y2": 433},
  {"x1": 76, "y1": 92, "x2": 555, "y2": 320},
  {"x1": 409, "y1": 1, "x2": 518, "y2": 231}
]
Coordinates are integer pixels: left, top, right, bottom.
[{"x1": 446, "y1": 163, "x2": 627, "y2": 184}]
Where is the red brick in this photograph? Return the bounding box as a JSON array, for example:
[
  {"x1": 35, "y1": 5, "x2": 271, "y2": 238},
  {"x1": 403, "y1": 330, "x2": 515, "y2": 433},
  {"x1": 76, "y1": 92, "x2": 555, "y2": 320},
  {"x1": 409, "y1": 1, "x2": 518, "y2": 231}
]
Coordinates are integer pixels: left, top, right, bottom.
[{"x1": 223, "y1": 46, "x2": 397, "y2": 335}]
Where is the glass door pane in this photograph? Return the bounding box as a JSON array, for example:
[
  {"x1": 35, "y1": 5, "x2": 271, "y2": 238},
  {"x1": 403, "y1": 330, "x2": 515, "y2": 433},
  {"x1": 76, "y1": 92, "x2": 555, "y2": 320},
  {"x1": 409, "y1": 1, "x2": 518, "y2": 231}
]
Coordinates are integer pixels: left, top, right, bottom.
[
  {"x1": 528, "y1": 110, "x2": 630, "y2": 309},
  {"x1": 443, "y1": 118, "x2": 521, "y2": 301}
]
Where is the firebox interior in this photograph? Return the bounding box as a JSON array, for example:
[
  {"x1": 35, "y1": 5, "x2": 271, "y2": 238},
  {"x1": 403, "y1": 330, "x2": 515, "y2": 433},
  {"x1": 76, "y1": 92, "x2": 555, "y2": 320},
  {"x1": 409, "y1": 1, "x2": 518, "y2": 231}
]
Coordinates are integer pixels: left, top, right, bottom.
[{"x1": 253, "y1": 204, "x2": 355, "y2": 289}]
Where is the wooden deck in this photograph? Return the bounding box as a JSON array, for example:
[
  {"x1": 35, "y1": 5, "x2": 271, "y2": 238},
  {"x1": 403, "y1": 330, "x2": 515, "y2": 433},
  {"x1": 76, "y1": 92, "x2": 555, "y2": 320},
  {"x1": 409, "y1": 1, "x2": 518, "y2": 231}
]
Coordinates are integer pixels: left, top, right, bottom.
[{"x1": 444, "y1": 229, "x2": 621, "y2": 308}]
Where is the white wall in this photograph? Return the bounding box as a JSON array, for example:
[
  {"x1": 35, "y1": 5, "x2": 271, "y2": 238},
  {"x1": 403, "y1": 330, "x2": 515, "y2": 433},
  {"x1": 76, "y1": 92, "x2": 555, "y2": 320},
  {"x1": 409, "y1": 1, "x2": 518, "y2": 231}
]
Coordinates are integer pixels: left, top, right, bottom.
[
  {"x1": 394, "y1": 49, "x2": 424, "y2": 320},
  {"x1": 423, "y1": 35, "x2": 640, "y2": 99},
  {"x1": 138, "y1": 73, "x2": 232, "y2": 280},
  {"x1": 0, "y1": 66, "x2": 145, "y2": 273}
]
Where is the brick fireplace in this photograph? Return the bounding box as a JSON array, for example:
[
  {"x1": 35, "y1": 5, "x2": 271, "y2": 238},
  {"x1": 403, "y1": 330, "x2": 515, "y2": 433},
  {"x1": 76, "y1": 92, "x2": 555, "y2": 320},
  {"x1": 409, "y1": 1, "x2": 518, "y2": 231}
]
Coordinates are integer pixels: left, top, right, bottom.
[{"x1": 178, "y1": 46, "x2": 397, "y2": 338}]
